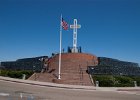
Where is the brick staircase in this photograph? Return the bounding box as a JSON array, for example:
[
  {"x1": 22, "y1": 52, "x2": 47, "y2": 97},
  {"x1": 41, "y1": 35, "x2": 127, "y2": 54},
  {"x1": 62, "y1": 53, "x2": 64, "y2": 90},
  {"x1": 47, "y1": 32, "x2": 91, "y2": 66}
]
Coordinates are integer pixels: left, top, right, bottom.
[{"x1": 28, "y1": 53, "x2": 98, "y2": 86}]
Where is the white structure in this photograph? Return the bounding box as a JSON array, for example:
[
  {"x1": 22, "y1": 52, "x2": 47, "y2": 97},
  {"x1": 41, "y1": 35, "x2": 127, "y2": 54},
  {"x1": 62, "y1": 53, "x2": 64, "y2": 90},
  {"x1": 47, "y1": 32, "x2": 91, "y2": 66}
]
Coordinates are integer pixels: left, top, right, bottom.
[{"x1": 70, "y1": 19, "x2": 81, "y2": 53}]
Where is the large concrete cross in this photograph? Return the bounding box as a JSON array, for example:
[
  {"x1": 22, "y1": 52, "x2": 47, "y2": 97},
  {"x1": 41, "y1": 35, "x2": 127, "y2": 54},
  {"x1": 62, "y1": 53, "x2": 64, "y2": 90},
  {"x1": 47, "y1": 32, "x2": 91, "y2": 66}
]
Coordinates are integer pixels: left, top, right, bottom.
[{"x1": 70, "y1": 19, "x2": 81, "y2": 53}]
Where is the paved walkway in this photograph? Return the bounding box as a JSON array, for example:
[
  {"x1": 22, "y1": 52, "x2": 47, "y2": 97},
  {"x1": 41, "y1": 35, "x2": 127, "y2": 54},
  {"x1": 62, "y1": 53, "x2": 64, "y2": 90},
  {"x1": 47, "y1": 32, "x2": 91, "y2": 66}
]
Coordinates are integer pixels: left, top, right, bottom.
[{"x1": 0, "y1": 76, "x2": 140, "y2": 92}]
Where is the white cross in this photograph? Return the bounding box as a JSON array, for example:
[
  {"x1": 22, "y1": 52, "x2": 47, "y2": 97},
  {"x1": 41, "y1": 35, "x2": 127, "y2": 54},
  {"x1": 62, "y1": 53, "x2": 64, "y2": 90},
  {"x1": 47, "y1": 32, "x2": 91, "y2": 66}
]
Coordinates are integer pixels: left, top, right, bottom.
[{"x1": 70, "y1": 19, "x2": 81, "y2": 52}]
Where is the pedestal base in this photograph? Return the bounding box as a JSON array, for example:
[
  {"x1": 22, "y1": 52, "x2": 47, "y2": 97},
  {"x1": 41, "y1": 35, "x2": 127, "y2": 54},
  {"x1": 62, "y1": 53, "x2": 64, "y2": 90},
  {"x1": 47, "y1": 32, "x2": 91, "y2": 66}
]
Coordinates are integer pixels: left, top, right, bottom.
[
  {"x1": 68, "y1": 46, "x2": 82, "y2": 53},
  {"x1": 71, "y1": 48, "x2": 78, "y2": 53}
]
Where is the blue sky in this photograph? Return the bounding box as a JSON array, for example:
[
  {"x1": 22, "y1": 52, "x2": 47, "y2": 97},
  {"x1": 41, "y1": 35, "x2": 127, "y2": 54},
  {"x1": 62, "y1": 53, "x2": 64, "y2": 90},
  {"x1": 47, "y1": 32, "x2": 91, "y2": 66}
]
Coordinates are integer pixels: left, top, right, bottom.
[{"x1": 0, "y1": 0, "x2": 140, "y2": 64}]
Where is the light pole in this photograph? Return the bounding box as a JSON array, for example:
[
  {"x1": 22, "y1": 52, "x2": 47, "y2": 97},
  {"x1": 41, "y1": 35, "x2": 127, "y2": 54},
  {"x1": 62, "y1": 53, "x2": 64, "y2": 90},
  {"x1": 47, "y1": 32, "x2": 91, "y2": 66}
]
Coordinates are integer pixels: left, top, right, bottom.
[
  {"x1": 39, "y1": 57, "x2": 44, "y2": 72},
  {"x1": 33, "y1": 66, "x2": 36, "y2": 80}
]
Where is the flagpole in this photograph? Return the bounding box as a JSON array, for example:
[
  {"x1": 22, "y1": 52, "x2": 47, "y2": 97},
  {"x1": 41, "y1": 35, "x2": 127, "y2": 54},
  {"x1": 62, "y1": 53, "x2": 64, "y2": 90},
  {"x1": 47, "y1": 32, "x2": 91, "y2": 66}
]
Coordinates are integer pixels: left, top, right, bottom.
[{"x1": 58, "y1": 14, "x2": 62, "y2": 79}]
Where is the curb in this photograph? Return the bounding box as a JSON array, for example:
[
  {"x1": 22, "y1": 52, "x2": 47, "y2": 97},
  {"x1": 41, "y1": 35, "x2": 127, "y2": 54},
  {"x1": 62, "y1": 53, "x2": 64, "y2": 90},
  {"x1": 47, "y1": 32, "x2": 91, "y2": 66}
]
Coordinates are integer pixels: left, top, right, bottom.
[
  {"x1": 117, "y1": 88, "x2": 140, "y2": 91},
  {"x1": 0, "y1": 76, "x2": 140, "y2": 91},
  {"x1": 0, "y1": 76, "x2": 96, "y2": 90}
]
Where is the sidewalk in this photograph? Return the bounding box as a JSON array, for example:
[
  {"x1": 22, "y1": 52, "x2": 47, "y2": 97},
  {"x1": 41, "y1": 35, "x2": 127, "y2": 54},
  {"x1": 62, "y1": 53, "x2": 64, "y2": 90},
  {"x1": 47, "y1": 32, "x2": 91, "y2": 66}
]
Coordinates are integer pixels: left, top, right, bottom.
[{"x1": 0, "y1": 76, "x2": 140, "y2": 92}]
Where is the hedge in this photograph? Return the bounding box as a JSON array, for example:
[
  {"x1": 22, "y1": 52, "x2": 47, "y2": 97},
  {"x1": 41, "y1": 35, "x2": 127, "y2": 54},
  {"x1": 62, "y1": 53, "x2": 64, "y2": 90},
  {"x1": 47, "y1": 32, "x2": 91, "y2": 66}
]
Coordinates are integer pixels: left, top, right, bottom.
[
  {"x1": 92, "y1": 75, "x2": 140, "y2": 87},
  {"x1": 0, "y1": 70, "x2": 33, "y2": 79}
]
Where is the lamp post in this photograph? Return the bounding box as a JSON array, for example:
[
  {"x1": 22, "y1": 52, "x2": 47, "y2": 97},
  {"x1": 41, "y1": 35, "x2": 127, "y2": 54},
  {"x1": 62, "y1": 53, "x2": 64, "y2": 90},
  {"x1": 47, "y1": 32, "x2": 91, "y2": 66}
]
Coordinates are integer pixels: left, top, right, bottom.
[
  {"x1": 39, "y1": 58, "x2": 44, "y2": 70},
  {"x1": 39, "y1": 57, "x2": 45, "y2": 73},
  {"x1": 33, "y1": 66, "x2": 36, "y2": 80}
]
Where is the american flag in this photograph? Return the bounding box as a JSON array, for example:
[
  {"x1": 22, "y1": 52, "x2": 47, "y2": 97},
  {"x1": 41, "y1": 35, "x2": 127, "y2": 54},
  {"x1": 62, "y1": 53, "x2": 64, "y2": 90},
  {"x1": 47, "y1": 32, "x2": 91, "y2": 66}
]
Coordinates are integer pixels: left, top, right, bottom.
[{"x1": 62, "y1": 18, "x2": 68, "y2": 30}]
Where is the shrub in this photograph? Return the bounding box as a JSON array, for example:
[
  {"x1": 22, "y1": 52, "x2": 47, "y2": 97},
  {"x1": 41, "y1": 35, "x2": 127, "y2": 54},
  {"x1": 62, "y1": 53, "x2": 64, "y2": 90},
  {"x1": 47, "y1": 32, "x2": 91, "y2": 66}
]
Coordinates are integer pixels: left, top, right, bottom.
[
  {"x1": 130, "y1": 76, "x2": 140, "y2": 86},
  {"x1": 0, "y1": 70, "x2": 33, "y2": 79},
  {"x1": 93, "y1": 75, "x2": 136, "y2": 87},
  {"x1": 114, "y1": 76, "x2": 134, "y2": 87},
  {"x1": 93, "y1": 75, "x2": 116, "y2": 87}
]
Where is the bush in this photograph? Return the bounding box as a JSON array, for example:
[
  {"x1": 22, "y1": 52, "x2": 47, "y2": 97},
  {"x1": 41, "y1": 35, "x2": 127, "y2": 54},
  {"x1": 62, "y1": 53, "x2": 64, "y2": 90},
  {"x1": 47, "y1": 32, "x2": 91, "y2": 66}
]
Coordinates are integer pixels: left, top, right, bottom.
[
  {"x1": 93, "y1": 75, "x2": 116, "y2": 87},
  {"x1": 92, "y1": 75, "x2": 137, "y2": 87},
  {"x1": 0, "y1": 70, "x2": 33, "y2": 79},
  {"x1": 130, "y1": 76, "x2": 140, "y2": 86},
  {"x1": 114, "y1": 76, "x2": 134, "y2": 87}
]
